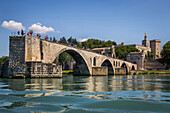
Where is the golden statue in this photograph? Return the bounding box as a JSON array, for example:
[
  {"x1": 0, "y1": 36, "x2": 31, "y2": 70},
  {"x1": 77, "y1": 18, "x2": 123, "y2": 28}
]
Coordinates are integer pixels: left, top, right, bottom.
[{"x1": 145, "y1": 32, "x2": 147, "y2": 36}]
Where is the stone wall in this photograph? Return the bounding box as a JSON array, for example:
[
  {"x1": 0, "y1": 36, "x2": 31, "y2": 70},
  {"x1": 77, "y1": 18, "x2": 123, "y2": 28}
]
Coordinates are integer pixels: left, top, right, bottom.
[
  {"x1": 92, "y1": 66, "x2": 108, "y2": 75},
  {"x1": 144, "y1": 59, "x2": 165, "y2": 70},
  {"x1": 9, "y1": 36, "x2": 25, "y2": 76},
  {"x1": 126, "y1": 52, "x2": 145, "y2": 70},
  {"x1": 25, "y1": 36, "x2": 41, "y2": 61},
  {"x1": 9, "y1": 36, "x2": 62, "y2": 78},
  {"x1": 26, "y1": 62, "x2": 62, "y2": 78},
  {"x1": 115, "y1": 68, "x2": 127, "y2": 75}
]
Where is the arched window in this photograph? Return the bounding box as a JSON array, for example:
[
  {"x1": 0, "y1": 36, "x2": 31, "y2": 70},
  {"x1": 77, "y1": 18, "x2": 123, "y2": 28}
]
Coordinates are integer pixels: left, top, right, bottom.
[{"x1": 132, "y1": 65, "x2": 135, "y2": 70}]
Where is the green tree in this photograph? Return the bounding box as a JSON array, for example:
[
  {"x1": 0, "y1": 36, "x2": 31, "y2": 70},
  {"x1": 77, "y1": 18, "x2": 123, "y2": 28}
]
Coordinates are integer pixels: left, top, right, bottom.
[
  {"x1": 115, "y1": 46, "x2": 140, "y2": 60},
  {"x1": 160, "y1": 41, "x2": 170, "y2": 69},
  {"x1": 59, "y1": 52, "x2": 72, "y2": 69},
  {"x1": 53, "y1": 37, "x2": 56, "y2": 42},
  {"x1": 67, "y1": 37, "x2": 72, "y2": 44},
  {"x1": 59, "y1": 37, "x2": 67, "y2": 45},
  {"x1": 77, "y1": 42, "x2": 82, "y2": 48},
  {"x1": 72, "y1": 38, "x2": 77, "y2": 45},
  {"x1": 0, "y1": 56, "x2": 9, "y2": 66},
  {"x1": 81, "y1": 39, "x2": 117, "y2": 49},
  {"x1": 146, "y1": 51, "x2": 155, "y2": 60}
]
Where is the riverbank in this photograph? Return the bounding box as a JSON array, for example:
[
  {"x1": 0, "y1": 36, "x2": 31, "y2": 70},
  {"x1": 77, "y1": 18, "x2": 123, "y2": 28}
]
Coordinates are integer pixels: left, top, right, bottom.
[
  {"x1": 62, "y1": 70, "x2": 73, "y2": 75},
  {"x1": 131, "y1": 70, "x2": 170, "y2": 75}
]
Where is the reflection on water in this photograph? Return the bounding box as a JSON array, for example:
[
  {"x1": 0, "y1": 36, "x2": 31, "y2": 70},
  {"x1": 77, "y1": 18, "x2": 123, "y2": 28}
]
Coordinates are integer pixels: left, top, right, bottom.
[
  {"x1": 0, "y1": 75, "x2": 170, "y2": 113},
  {"x1": 3, "y1": 75, "x2": 170, "y2": 99}
]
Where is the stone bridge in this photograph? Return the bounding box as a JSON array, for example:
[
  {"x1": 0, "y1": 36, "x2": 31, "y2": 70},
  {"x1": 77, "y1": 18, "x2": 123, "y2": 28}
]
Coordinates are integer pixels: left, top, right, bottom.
[{"x1": 9, "y1": 36, "x2": 137, "y2": 77}]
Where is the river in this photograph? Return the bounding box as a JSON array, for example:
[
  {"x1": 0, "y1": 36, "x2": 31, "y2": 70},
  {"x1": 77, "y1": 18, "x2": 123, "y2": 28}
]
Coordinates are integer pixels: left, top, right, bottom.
[{"x1": 0, "y1": 74, "x2": 170, "y2": 113}]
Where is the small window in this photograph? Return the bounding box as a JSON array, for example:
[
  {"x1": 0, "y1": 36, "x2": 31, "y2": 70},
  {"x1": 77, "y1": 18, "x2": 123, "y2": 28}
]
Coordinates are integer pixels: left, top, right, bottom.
[{"x1": 93, "y1": 57, "x2": 96, "y2": 66}]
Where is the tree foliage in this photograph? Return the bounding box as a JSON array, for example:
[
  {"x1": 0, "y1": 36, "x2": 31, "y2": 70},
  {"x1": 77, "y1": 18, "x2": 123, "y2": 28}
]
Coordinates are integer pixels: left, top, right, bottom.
[
  {"x1": 59, "y1": 37, "x2": 67, "y2": 45},
  {"x1": 58, "y1": 52, "x2": 73, "y2": 69},
  {"x1": 72, "y1": 38, "x2": 77, "y2": 45},
  {"x1": 115, "y1": 46, "x2": 140, "y2": 60},
  {"x1": 53, "y1": 37, "x2": 56, "y2": 42},
  {"x1": 146, "y1": 51, "x2": 155, "y2": 60},
  {"x1": 160, "y1": 41, "x2": 170, "y2": 69},
  {"x1": 77, "y1": 42, "x2": 82, "y2": 48},
  {"x1": 67, "y1": 37, "x2": 72, "y2": 44},
  {"x1": 0, "y1": 56, "x2": 9, "y2": 66},
  {"x1": 81, "y1": 39, "x2": 116, "y2": 49}
]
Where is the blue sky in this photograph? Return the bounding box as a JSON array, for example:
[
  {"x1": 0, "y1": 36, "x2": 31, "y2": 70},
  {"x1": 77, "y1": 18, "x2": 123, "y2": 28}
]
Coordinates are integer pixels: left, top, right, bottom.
[{"x1": 0, "y1": 0, "x2": 170, "y2": 57}]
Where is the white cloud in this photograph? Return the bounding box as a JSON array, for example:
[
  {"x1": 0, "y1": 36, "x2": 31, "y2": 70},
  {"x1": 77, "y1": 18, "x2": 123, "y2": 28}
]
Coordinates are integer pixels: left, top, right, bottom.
[
  {"x1": 79, "y1": 38, "x2": 89, "y2": 42},
  {"x1": 1, "y1": 20, "x2": 25, "y2": 31},
  {"x1": 56, "y1": 30, "x2": 62, "y2": 33},
  {"x1": 29, "y1": 23, "x2": 55, "y2": 34}
]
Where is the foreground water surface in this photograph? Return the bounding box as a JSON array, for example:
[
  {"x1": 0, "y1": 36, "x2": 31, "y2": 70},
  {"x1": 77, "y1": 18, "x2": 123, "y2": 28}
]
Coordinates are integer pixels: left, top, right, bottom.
[{"x1": 0, "y1": 75, "x2": 170, "y2": 113}]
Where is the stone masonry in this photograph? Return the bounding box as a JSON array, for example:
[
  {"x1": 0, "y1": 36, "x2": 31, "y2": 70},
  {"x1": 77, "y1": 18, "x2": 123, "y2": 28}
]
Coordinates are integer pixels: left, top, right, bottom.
[
  {"x1": 9, "y1": 36, "x2": 62, "y2": 77},
  {"x1": 9, "y1": 36, "x2": 137, "y2": 77},
  {"x1": 9, "y1": 36, "x2": 25, "y2": 75}
]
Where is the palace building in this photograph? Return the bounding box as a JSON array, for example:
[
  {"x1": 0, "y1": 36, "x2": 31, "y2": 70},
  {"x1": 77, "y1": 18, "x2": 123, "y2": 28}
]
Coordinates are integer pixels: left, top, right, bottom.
[{"x1": 91, "y1": 33, "x2": 163, "y2": 70}]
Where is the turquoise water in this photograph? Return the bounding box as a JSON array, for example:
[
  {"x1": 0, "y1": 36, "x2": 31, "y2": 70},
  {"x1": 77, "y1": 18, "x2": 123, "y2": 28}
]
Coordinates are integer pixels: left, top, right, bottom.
[{"x1": 0, "y1": 75, "x2": 170, "y2": 113}]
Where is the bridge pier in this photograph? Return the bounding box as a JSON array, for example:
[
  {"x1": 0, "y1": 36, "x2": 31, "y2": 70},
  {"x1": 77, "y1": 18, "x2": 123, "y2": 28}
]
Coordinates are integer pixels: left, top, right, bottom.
[{"x1": 26, "y1": 62, "x2": 62, "y2": 78}]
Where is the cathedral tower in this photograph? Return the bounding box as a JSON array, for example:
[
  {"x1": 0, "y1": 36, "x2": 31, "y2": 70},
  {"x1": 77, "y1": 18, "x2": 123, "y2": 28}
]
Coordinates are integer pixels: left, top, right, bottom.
[{"x1": 142, "y1": 32, "x2": 150, "y2": 47}]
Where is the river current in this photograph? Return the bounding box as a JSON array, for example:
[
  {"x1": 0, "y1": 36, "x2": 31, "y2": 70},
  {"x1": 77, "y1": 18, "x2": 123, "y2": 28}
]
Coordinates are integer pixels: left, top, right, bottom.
[{"x1": 0, "y1": 74, "x2": 170, "y2": 113}]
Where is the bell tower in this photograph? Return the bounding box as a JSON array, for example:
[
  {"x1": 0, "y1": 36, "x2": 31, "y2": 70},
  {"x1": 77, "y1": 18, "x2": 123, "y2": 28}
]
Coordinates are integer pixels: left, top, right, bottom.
[{"x1": 142, "y1": 32, "x2": 150, "y2": 47}]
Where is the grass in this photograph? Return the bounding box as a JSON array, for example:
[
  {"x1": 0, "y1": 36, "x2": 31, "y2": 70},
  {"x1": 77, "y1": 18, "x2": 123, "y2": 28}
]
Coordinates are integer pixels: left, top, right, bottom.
[
  {"x1": 62, "y1": 70, "x2": 73, "y2": 74},
  {"x1": 136, "y1": 70, "x2": 170, "y2": 75}
]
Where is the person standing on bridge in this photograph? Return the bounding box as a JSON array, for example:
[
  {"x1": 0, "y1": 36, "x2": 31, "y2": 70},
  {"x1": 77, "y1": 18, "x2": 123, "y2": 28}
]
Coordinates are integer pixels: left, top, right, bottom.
[
  {"x1": 17, "y1": 31, "x2": 20, "y2": 36},
  {"x1": 29, "y1": 29, "x2": 33, "y2": 36},
  {"x1": 37, "y1": 34, "x2": 41, "y2": 38},
  {"x1": 27, "y1": 32, "x2": 30, "y2": 36},
  {"x1": 21, "y1": 29, "x2": 24, "y2": 36},
  {"x1": 45, "y1": 35, "x2": 48, "y2": 40}
]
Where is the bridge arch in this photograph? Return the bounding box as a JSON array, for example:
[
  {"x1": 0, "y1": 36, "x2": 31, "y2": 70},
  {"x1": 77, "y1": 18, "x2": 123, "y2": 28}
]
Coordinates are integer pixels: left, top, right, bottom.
[
  {"x1": 121, "y1": 63, "x2": 129, "y2": 75},
  {"x1": 131, "y1": 65, "x2": 135, "y2": 70},
  {"x1": 53, "y1": 48, "x2": 91, "y2": 75},
  {"x1": 101, "y1": 59, "x2": 114, "y2": 75}
]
